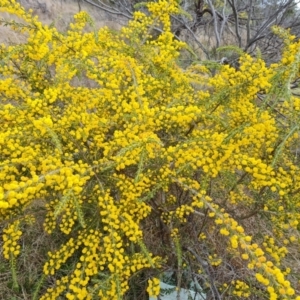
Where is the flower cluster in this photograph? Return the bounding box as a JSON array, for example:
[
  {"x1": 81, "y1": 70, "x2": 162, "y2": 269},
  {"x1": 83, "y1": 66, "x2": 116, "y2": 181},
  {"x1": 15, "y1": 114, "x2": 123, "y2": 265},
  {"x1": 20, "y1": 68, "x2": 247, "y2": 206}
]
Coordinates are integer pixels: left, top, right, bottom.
[
  {"x1": 147, "y1": 277, "x2": 161, "y2": 297},
  {"x1": 2, "y1": 220, "x2": 22, "y2": 260}
]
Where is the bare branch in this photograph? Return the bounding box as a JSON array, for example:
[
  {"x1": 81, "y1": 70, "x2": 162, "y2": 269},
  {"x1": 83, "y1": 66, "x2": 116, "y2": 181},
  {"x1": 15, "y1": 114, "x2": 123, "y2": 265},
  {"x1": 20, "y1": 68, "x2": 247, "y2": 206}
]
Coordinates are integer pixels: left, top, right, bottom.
[
  {"x1": 83, "y1": 0, "x2": 133, "y2": 19},
  {"x1": 206, "y1": 0, "x2": 221, "y2": 48},
  {"x1": 228, "y1": 0, "x2": 242, "y2": 47},
  {"x1": 171, "y1": 14, "x2": 210, "y2": 59},
  {"x1": 246, "y1": 0, "x2": 252, "y2": 46}
]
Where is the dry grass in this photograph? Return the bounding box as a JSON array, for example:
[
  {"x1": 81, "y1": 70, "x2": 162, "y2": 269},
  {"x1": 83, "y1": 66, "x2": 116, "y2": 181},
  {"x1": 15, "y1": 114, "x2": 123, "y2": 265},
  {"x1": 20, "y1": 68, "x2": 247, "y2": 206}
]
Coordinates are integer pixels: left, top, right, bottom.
[
  {"x1": 0, "y1": 199, "x2": 70, "y2": 299},
  {"x1": 0, "y1": 0, "x2": 127, "y2": 44}
]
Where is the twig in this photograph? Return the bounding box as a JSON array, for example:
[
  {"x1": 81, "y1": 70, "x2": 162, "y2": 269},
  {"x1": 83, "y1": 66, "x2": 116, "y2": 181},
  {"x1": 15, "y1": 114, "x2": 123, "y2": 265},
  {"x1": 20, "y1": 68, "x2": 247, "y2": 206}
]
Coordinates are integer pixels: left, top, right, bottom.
[{"x1": 186, "y1": 247, "x2": 221, "y2": 300}]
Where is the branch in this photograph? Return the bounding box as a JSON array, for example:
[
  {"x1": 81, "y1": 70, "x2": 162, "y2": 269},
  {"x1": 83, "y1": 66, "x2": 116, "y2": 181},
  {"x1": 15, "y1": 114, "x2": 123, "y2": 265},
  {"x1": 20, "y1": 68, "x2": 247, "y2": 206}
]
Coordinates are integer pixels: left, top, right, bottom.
[
  {"x1": 219, "y1": 0, "x2": 229, "y2": 42},
  {"x1": 186, "y1": 247, "x2": 222, "y2": 300},
  {"x1": 245, "y1": 0, "x2": 294, "y2": 52},
  {"x1": 206, "y1": 0, "x2": 220, "y2": 48},
  {"x1": 82, "y1": 0, "x2": 133, "y2": 19},
  {"x1": 228, "y1": 0, "x2": 242, "y2": 48},
  {"x1": 171, "y1": 14, "x2": 210, "y2": 58},
  {"x1": 246, "y1": 0, "x2": 252, "y2": 45}
]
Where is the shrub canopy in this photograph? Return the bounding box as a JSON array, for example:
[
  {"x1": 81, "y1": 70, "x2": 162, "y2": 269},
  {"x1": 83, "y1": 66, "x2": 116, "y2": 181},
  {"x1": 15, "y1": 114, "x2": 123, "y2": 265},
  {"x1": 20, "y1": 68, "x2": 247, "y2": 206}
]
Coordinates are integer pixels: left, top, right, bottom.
[{"x1": 0, "y1": 0, "x2": 300, "y2": 299}]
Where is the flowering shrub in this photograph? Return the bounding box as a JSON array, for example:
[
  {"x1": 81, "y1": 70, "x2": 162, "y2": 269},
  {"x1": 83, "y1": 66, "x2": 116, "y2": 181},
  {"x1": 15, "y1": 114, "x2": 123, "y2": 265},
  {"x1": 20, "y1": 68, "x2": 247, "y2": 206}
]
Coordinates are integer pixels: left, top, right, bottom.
[{"x1": 0, "y1": 0, "x2": 300, "y2": 299}]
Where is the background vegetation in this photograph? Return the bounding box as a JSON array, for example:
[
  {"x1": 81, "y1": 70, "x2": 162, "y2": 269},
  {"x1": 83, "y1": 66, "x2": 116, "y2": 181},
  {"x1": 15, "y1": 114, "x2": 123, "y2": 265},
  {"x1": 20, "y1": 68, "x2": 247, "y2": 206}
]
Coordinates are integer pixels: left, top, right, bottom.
[{"x1": 70, "y1": 0, "x2": 300, "y2": 64}]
